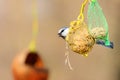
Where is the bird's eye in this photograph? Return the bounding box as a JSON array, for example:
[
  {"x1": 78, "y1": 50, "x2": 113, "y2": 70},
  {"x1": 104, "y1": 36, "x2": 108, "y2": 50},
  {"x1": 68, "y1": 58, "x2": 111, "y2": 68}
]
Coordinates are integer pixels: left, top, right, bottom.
[{"x1": 60, "y1": 29, "x2": 64, "y2": 33}]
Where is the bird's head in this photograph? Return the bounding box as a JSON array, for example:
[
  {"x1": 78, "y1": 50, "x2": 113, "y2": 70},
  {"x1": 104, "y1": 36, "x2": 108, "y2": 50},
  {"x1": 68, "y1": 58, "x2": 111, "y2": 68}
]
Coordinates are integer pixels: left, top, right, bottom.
[{"x1": 58, "y1": 27, "x2": 69, "y2": 39}]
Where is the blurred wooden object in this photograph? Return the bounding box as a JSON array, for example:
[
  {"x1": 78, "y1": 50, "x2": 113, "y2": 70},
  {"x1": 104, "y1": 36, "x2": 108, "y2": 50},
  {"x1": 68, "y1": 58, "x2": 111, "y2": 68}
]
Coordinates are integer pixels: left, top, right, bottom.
[{"x1": 12, "y1": 50, "x2": 49, "y2": 80}]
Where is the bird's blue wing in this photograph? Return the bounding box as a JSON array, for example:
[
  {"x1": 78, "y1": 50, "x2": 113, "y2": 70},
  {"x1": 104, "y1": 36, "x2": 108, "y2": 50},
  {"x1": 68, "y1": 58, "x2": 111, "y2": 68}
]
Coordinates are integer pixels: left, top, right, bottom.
[{"x1": 96, "y1": 40, "x2": 114, "y2": 49}]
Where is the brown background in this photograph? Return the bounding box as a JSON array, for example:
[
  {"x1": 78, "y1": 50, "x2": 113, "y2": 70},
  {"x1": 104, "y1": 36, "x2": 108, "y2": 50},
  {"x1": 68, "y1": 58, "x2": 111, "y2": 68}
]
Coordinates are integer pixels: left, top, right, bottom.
[{"x1": 0, "y1": 0, "x2": 120, "y2": 80}]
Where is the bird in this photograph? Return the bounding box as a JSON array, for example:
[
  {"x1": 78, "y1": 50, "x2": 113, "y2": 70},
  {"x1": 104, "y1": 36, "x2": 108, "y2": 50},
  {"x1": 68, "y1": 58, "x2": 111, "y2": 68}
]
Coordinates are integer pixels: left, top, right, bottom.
[
  {"x1": 58, "y1": 27, "x2": 69, "y2": 39},
  {"x1": 58, "y1": 27, "x2": 113, "y2": 49}
]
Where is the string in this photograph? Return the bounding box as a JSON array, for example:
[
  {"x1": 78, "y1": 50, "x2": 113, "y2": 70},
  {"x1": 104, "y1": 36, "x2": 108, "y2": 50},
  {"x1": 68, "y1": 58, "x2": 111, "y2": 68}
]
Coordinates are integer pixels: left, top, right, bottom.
[
  {"x1": 29, "y1": 0, "x2": 39, "y2": 52},
  {"x1": 65, "y1": 42, "x2": 73, "y2": 70},
  {"x1": 77, "y1": 0, "x2": 88, "y2": 21}
]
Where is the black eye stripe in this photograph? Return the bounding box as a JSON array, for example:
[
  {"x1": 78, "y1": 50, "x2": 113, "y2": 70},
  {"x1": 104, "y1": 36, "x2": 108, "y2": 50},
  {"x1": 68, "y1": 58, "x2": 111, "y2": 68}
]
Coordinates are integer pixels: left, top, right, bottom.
[{"x1": 60, "y1": 29, "x2": 64, "y2": 33}]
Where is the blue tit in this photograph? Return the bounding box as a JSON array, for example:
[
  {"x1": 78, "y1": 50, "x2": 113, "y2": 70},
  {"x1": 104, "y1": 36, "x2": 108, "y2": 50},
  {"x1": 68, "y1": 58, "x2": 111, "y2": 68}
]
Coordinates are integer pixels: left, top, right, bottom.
[
  {"x1": 58, "y1": 27, "x2": 113, "y2": 49},
  {"x1": 58, "y1": 27, "x2": 69, "y2": 39}
]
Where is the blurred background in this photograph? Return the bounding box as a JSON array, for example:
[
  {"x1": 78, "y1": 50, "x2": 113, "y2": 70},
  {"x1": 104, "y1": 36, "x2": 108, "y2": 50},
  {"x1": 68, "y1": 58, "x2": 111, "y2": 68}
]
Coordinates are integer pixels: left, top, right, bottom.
[{"x1": 0, "y1": 0, "x2": 120, "y2": 80}]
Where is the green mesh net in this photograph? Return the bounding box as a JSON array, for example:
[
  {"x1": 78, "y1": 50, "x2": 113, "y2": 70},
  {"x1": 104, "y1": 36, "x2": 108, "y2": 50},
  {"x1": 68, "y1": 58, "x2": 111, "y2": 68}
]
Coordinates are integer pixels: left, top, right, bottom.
[{"x1": 87, "y1": 0, "x2": 110, "y2": 46}]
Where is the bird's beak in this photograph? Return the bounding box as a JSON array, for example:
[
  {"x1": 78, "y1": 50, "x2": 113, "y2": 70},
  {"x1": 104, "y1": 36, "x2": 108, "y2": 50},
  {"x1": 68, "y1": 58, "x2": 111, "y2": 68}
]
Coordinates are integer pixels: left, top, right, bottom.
[
  {"x1": 58, "y1": 33, "x2": 61, "y2": 37},
  {"x1": 58, "y1": 33, "x2": 65, "y2": 39}
]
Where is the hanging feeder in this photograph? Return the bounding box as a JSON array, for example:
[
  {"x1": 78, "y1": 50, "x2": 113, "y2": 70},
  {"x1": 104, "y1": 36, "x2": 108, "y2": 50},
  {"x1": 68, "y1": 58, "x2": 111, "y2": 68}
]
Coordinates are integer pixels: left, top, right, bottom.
[
  {"x1": 66, "y1": 0, "x2": 95, "y2": 56},
  {"x1": 87, "y1": 0, "x2": 111, "y2": 46},
  {"x1": 12, "y1": 0, "x2": 49, "y2": 80}
]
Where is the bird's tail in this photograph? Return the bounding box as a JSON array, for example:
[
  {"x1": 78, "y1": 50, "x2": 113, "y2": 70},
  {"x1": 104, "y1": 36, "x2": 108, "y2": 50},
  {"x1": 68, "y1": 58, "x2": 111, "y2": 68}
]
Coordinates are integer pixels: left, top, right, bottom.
[{"x1": 96, "y1": 40, "x2": 114, "y2": 49}]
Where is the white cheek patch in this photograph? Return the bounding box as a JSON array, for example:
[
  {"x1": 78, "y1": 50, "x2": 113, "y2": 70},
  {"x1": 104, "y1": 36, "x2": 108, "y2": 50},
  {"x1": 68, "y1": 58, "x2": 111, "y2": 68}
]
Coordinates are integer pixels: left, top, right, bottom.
[{"x1": 62, "y1": 28, "x2": 69, "y2": 37}]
